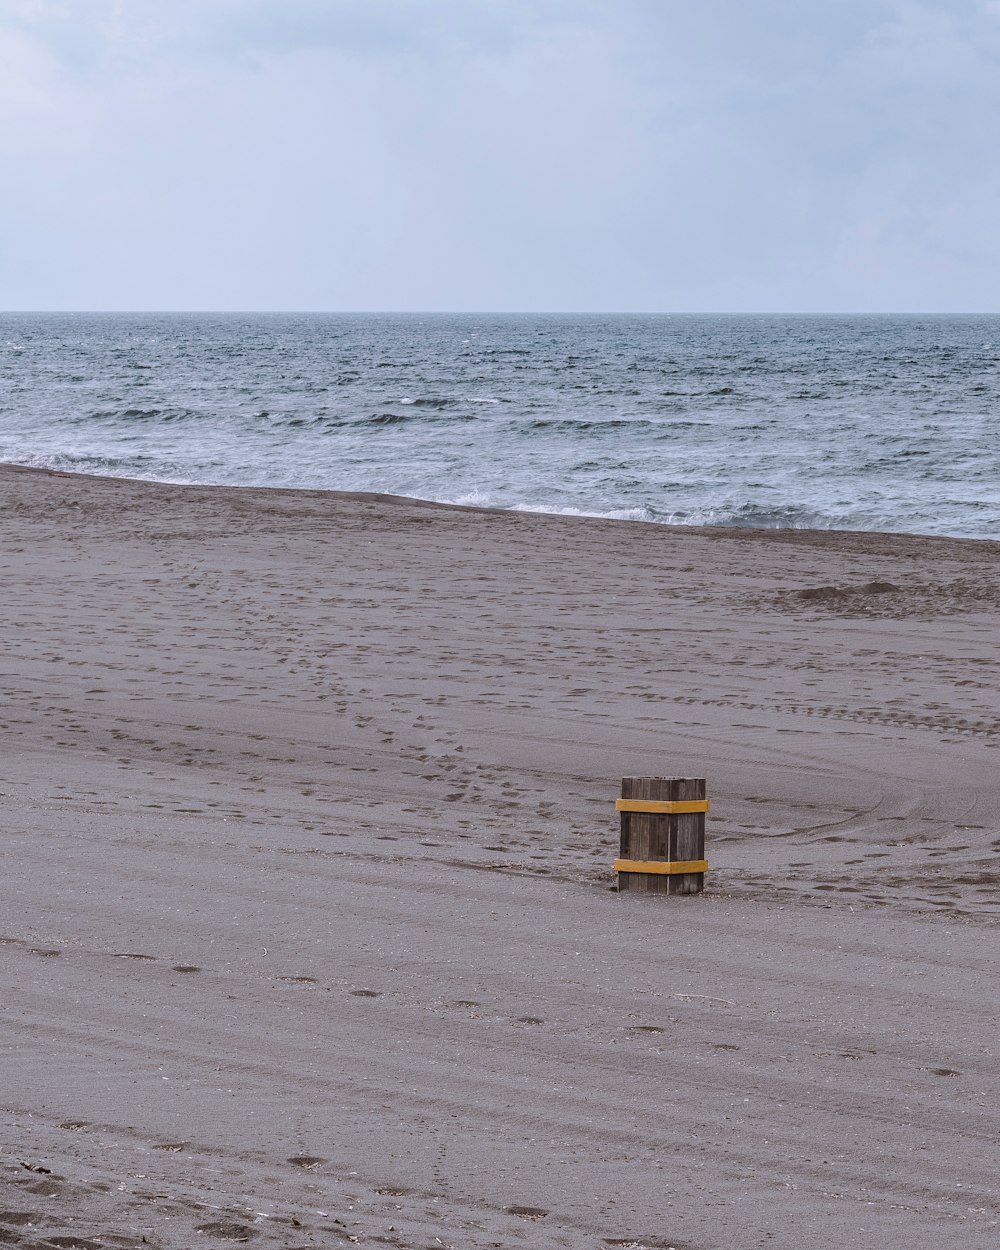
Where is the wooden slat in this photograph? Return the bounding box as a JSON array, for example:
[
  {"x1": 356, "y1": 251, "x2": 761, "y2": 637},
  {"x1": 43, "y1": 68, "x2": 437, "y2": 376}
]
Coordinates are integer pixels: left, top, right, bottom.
[
  {"x1": 616, "y1": 799, "x2": 710, "y2": 814},
  {"x1": 614, "y1": 859, "x2": 709, "y2": 875},
  {"x1": 671, "y1": 776, "x2": 705, "y2": 896},
  {"x1": 620, "y1": 776, "x2": 659, "y2": 894}
]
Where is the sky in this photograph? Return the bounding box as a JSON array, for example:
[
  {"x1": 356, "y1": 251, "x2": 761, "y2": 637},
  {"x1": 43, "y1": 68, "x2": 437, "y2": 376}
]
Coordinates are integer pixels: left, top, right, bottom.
[{"x1": 2, "y1": 0, "x2": 999, "y2": 312}]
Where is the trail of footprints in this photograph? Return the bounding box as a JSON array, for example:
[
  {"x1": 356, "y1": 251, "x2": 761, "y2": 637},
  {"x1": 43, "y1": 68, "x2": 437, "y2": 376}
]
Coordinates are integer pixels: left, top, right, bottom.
[
  {"x1": 0, "y1": 1126, "x2": 655, "y2": 1249},
  {"x1": 667, "y1": 692, "x2": 1000, "y2": 742}
]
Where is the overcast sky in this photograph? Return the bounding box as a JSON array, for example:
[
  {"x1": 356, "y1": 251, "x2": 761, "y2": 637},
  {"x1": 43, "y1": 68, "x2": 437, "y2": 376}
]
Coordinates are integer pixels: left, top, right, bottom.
[{"x1": 2, "y1": 0, "x2": 999, "y2": 312}]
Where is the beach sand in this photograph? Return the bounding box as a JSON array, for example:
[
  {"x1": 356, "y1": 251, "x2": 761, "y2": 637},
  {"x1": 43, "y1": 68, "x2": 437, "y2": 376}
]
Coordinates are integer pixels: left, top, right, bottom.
[{"x1": 2, "y1": 463, "x2": 999, "y2": 1249}]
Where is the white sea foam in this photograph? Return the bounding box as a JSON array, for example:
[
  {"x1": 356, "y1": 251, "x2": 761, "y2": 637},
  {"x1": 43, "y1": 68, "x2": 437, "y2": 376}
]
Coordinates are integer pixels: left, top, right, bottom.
[
  {"x1": 441, "y1": 490, "x2": 650, "y2": 522},
  {"x1": 512, "y1": 502, "x2": 652, "y2": 522}
]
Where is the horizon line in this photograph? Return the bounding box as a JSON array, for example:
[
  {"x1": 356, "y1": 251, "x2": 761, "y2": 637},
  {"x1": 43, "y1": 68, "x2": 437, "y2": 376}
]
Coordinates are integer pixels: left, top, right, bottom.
[{"x1": 3, "y1": 308, "x2": 999, "y2": 317}]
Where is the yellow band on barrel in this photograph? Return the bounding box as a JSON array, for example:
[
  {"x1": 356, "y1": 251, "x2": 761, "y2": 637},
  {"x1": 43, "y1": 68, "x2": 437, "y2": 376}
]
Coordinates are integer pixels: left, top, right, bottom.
[
  {"x1": 615, "y1": 799, "x2": 710, "y2": 815},
  {"x1": 614, "y1": 858, "x2": 709, "y2": 875}
]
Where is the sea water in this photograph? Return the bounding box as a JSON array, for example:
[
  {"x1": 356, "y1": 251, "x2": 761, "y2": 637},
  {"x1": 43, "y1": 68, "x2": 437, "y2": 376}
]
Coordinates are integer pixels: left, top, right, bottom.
[{"x1": 1, "y1": 312, "x2": 998, "y2": 538}]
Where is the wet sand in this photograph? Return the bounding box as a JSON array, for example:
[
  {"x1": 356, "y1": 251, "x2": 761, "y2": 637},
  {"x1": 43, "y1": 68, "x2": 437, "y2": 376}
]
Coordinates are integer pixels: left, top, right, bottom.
[{"x1": 2, "y1": 463, "x2": 999, "y2": 1249}]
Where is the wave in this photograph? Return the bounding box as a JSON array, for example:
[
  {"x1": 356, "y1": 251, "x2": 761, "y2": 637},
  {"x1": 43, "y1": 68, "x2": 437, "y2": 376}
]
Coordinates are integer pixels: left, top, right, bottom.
[
  {"x1": 441, "y1": 488, "x2": 653, "y2": 522},
  {"x1": 523, "y1": 417, "x2": 653, "y2": 433},
  {"x1": 7, "y1": 449, "x2": 176, "y2": 477},
  {"x1": 64, "y1": 406, "x2": 486, "y2": 434},
  {"x1": 70, "y1": 406, "x2": 203, "y2": 426},
  {"x1": 399, "y1": 397, "x2": 460, "y2": 409},
  {"x1": 512, "y1": 501, "x2": 653, "y2": 522},
  {"x1": 366, "y1": 412, "x2": 411, "y2": 426},
  {"x1": 659, "y1": 500, "x2": 883, "y2": 531},
  {"x1": 522, "y1": 416, "x2": 711, "y2": 434},
  {"x1": 360, "y1": 408, "x2": 480, "y2": 427},
  {"x1": 395, "y1": 395, "x2": 501, "y2": 408}
]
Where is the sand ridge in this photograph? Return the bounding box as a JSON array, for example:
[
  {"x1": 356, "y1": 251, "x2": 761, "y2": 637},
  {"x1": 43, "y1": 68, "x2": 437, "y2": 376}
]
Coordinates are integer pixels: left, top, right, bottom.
[{"x1": 1, "y1": 465, "x2": 999, "y2": 1249}]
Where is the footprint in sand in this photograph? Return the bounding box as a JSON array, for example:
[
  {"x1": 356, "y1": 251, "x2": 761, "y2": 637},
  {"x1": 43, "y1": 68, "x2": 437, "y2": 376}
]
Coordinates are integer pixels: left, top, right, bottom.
[
  {"x1": 195, "y1": 1221, "x2": 258, "y2": 1240},
  {"x1": 508, "y1": 1204, "x2": 548, "y2": 1220}
]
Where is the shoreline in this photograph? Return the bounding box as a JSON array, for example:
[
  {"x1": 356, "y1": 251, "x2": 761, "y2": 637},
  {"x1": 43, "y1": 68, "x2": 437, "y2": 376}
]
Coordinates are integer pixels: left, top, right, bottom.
[
  {"x1": 5, "y1": 459, "x2": 1000, "y2": 550},
  {"x1": 3, "y1": 462, "x2": 999, "y2": 1248}
]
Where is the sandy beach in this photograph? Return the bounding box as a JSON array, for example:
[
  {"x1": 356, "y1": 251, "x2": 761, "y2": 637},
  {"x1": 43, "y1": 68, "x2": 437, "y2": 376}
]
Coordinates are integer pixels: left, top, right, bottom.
[{"x1": 2, "y1": 462, "x2": 999, "y2": 1249}]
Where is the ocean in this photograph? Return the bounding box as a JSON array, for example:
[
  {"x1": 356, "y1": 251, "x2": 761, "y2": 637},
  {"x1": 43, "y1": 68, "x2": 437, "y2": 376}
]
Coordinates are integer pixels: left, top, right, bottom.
[{"x1": 1, "y1": 312, "x2": 998, "y2": 538}]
